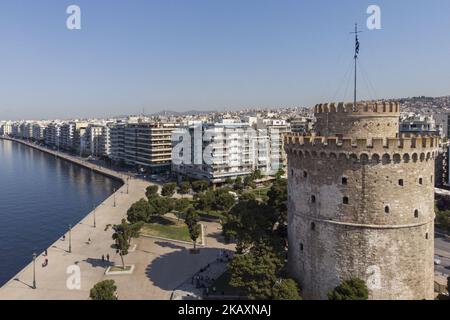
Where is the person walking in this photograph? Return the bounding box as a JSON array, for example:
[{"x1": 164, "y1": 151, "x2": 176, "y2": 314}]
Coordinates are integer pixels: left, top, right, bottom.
[
  {"x1": 102, "y1": 255, "x2": 105, "y2": 262},
  {"x1": 106, "y1": 253, "x2": 110, "y2": 262}
]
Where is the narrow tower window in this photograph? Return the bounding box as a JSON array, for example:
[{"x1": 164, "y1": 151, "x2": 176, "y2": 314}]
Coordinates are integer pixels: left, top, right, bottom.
[
  {"x1": 343, "y1": 197, "x2": 349, "y2": 205},
  {"x1": 311, "y1": 222, "x2": 316, "y2": 231},
  {"x1": 384, "y1": 206, "x2": 390, "y2": 214},
  {"x1": 419, "y1": 178, "x2": 423, "y2": 185},
  {"x1": 414, "y1": 210, "x2": 419, "y2": 218},
  {"x1": 303, "y1": 171, "x2": 308, "y2": 178},
  {"x1": 342, "y1": 177, "x2": 348, "y2": 185},
  {"x1": 311, "y1": 195, "x2": 316, "y2": 203},
  {"x1": 398, "y1": 179, "x2": 404, "y2": 186}
]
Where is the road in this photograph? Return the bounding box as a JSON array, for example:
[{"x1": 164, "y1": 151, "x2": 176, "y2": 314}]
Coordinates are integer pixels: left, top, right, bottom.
[{"x1": 435, "y1": 232, "x2": 450, "y2": 277}]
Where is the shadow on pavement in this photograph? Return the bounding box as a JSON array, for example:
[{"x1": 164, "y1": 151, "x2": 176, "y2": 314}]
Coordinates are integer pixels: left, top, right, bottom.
[
  {"x1": 154, "y1": 241, "x2": 185, "y2": 250},
  {"x1": 83, "y1": 258, "x2": 113, "y2": 269},
  {"x1": 145, "y1": 247, "x2": 222, "y2": 291}
]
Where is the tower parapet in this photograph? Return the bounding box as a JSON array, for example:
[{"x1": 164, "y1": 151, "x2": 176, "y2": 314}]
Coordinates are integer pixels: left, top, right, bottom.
[{"x1": 314, "y1": 101, "x2": 400, "y2": 138}]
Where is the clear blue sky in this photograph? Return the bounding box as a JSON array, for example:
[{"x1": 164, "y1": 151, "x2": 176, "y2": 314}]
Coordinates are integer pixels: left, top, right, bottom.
[{"x1": 0, "y1": 0, "x2": 449, "y2": 120}]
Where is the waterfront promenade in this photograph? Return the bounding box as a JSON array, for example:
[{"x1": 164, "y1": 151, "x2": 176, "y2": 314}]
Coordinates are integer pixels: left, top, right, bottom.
[
  {"x1": 0, "y1": 137, "x2": 234, "y2": 300},
  {"x1": 0, "y1": 137, "x2": 150, "y2": 299}
]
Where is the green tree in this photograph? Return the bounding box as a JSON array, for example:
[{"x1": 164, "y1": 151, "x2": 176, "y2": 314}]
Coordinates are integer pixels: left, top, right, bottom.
[
  {"x1": 267, "y1": 178, "x2": 288, "y2": 224},
  {"x1": 252, "y1": 169, "x2": 263, "y2": 180},
  {"x1": 275, "y1": 168, "x2": 285, "y2": 179},
  {"x1": 234, "y1": 177, "x2": 244, "y2": 192},
  {"x1": 225, "y1": 177, "x2": 233, "y2": 186},
  {"x1": 240, "y1": 191, "x2": 257, "y2": 201},
  {"x1": 272, "y1": 279, "x2": 302, "y2": 300},
  {"x1": 327, "y1": 278, "x2": 369, "y2": 300},
  {"x1": 161, "y1": 183, "x2": 177, "y2": 197},
  {"x1": 112, "y1": 219, "x2": 143, "y2": 269},
  {"x1": 229, "y1": 244, "x2": 284, "y2": 299},
  {"x1": 222, "y1": 200, "x2": 278, "y2": 253},
  {"x1": 192, "y1": 180, "x2": 209, "y2": 193},
  {"x1": 149, "y1": 195, "x2": 174, "y2": 216},
  {"x1": 173, "y1": 198, "x2": 191, "y2": 220},
  {"x1": 90, "y1": 280, "x2": 118, "y2": 300},
  {"x1": 127, "y1": 198, "x2": 154, "y2": 223},
  {"x1": 214, "y1": 189, "x2": 236, "y2": 211},
  {"x1": 184, "y1": 209, "x2": 201, "y2": 250},
  {"x1": 178, "y1": 181, "x2": 192, "y2": 196},
  {"x1": 145, "y1": 185, "x2": 159, "y2": 199}
]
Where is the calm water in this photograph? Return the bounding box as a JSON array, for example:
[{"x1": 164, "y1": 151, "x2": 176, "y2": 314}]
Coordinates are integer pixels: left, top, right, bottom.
[{"x1": 0, "y1": 140, "x2": 122, "y2": 287}]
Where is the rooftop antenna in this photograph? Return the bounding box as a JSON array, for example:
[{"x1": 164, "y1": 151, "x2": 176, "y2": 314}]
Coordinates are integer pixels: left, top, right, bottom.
[{"x1": 350, "y1": 23, "x2": 362, "y2": 110}]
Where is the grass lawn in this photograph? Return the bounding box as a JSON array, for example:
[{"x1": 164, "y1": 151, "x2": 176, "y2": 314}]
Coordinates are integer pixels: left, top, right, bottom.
[
  {"x1": 140, "y1": 216, "x2": 195, "y2": 243},
  {"x1": 109, "y1": 266, "x2": 133, "y2": 272}
]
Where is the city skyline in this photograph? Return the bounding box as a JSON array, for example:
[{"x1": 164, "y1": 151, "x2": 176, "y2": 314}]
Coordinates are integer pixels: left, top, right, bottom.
[{"x1": 1, "y1": 0, "x2": 450, "y2": 120}]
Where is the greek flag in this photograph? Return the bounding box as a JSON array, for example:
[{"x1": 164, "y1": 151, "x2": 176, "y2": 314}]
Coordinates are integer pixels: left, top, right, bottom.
[{"x1": 355, "y1": 36, "x2": 360, "y2": 57}]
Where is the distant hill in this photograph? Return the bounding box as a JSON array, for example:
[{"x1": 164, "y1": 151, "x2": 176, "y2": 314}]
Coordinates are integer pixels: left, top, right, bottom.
[{"x1": 150, "y1": 110, "x2": 218, "y2": 116}]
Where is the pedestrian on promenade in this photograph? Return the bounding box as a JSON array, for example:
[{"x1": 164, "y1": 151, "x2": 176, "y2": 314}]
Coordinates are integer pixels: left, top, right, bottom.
[
  {"x1": 62, "y1": 235, "x2": 66, "y2": 241},
  {"x1": 44, "y1": 249, "x2": 47, "y2": 256},
  {"x1": 107, "y1": 254, "x2": 110, "y2": 261},
  {"x1": 102, "y1": 255, "x2": 105, "y2": 262}
]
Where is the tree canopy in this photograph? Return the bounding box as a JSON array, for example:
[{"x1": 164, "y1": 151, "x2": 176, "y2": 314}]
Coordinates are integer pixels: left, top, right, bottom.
[
  {"x1": 229, "y1": 243, "x2": 293, "y2": 300},
  {"x1": 327, "y1": 278, "x2": 369, "y2": 300},
  {"x1": 90, "y1": 280, "x2": 117, "y2": 300},
  {"x1": 161, "y1": 183, "x2": 177, "y2": 197},
  {"x1": 222, "y1": 199, "x2": 279, "y2": 253}
]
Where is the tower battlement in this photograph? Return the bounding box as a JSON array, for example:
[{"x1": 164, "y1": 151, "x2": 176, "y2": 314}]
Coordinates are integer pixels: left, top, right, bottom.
[
  {"x1": 285, "y1": 134, "x2": 439, "y2": 153},
  {"x1": 314, "y1": 101, "x2": 400, "y2": 116}
]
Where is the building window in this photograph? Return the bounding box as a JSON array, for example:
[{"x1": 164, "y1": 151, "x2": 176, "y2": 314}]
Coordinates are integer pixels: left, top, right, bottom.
[
  {"x1": 398, "y1": 179, "x2": 404, "y2": 186},
  {"x1": 311, "y1": 195, "x2": 316, "y2": 203},
  {"x1": 414, "y1": 210, "x2": 419, "y2": 218},
  {"x1": 342, "y1": 177, "x2": 348, "y2": 185},
  {"x1": 291, "y1": 169, "x2": 294, "y2": 176},
  {"x1": 300, "y1": 243, "x2": 304, "y2": 251},
  {"x1": 311, "y1": 222, "x2": 316, "y2": 231},
  {"x1": 303, "y1": 171, "x2": 308, "y2": 178},
  {"x1": 419, "y1": 178, "x2": 423, "y2": 185},
  {"x1": 425, "y1": 233, "x2": 429, "y2": 240},
  {"x1": 385, "y1": 206, "x2": 390, "y2": 214},
  {"x1": 343, "y1": 197, "x2": 349, "y2": 205}
]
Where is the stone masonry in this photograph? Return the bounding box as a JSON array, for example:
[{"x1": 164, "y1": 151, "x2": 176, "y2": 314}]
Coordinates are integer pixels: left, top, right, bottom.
[{"x1": 285, "y1": 102, "x2": 438, "y2": 300}]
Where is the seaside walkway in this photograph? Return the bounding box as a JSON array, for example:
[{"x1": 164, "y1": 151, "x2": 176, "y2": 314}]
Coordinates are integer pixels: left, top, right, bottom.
[{"x1": 0, "y1": 137, "x2": 151, "y2": 299}]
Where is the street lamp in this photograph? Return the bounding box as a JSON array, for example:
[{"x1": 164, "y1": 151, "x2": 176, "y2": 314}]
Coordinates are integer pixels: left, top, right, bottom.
[
  {"x1": 68, "y1": 224, "x2": 72, "y2": 253},
  {"x1": 93, "y1": 206, "x2": 96, "y2": 228},
  {"x1": 32, "y1": 252, "x2": 37, "y2": 289}
]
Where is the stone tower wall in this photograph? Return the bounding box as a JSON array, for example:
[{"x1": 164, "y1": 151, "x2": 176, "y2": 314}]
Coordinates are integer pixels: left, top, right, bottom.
[{"x1": 285, "y1": 114, "x2": 438, "y2": 300}]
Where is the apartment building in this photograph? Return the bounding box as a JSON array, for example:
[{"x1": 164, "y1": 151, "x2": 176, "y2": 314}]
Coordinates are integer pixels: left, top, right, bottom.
[
  {"x1": 112, "y1": 122, "x2": 176, "y2": 173},
  {"x1": 172, "y1": 120, "x2": 261, "y2": 183},
  {"x1": 44, "y1": 122, "x2": 61, "y2": 148},
  {"x1": 32, "y1": 123, "x2": 46, "y2": 141},
  {"x1": 109, "y1": 122, "x2": 126, "y2": 164},
  {"x1": 80, "y1": 124, "x2": 110, "y2": 157}
]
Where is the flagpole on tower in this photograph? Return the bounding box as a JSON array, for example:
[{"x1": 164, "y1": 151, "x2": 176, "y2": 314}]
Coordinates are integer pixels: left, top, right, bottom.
[{"x1": 351, "y1": 23, "x2": 362, "y2": 110}]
